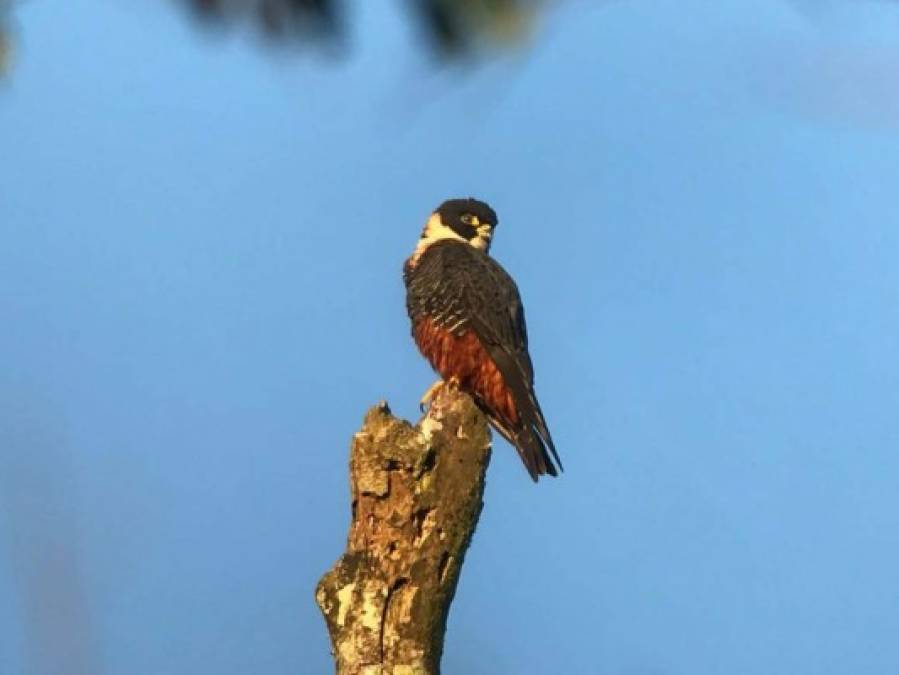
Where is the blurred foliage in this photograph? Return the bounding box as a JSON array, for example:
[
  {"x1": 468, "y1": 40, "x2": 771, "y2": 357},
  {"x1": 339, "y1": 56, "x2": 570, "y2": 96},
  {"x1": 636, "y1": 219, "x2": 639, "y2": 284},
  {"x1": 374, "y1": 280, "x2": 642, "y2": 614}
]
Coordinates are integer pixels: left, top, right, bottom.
[
  {"x1": 0, "y1": 32, "x2": 9, "y2": 77},
  {"x1": 182, "y1": 0, "x2": 541, "y2": 58},
  {"x1": 185, "y1": 0, "x2": 344, "y2": 45},
  {"x1": 0, "y1": 0, "x2": 542, "y2": 80},
  {"x1": 1, "y1": 1, "x2": 11, "y2": 76},
  {"x1": 2, "y1": 0, "x2": 895, "y2": 77}
]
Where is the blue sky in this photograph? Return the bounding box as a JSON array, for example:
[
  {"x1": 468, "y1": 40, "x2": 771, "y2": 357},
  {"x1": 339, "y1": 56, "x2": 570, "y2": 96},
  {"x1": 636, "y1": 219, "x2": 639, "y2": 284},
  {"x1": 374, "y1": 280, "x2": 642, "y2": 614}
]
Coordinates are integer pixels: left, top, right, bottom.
[{"x1": 2, "y1": 1, "x2": 899, "y2": 673}]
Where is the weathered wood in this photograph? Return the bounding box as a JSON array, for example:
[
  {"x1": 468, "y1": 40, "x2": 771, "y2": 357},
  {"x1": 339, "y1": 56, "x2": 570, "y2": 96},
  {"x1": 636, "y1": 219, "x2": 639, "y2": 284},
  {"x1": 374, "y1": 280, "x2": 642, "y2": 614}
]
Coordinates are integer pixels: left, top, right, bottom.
[{"x1": 315, "y1": 388, "x2": 492, "y2": 675}]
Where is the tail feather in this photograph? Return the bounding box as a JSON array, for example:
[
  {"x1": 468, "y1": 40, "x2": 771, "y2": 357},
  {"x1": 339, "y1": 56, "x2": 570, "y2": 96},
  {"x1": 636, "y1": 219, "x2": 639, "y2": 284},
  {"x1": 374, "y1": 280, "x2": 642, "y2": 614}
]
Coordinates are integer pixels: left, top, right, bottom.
[
  {"x1": 486, "y1": 412, "x2": 558, "y2": 482},
  {"x1": 527, "y1": 390, "x2": 563, "y2": 473},
  {"x1": 485, "y1": 350, "x2": 562, "y2": 480}
]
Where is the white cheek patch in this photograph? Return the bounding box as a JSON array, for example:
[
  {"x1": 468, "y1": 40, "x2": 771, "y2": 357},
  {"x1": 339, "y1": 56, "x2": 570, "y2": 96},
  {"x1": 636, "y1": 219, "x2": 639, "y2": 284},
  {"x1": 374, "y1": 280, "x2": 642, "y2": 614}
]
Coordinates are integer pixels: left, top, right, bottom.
[
  {"x1": 411, "y1": 214, "x2": 466, "y2": 264},
  {"x1": 421, "y1": 214, "x2": 467, "y2": 244},
  {"x1": 409, "y1": 213, "x2": 493, "y2": 265}
]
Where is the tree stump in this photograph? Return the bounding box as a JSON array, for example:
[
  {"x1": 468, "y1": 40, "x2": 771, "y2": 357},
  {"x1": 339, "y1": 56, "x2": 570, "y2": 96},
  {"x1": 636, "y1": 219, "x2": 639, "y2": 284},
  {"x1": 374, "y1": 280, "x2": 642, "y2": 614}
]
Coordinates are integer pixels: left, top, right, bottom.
[{"x1": 315, "y1": 388, "x2": 492, "y2": 675}]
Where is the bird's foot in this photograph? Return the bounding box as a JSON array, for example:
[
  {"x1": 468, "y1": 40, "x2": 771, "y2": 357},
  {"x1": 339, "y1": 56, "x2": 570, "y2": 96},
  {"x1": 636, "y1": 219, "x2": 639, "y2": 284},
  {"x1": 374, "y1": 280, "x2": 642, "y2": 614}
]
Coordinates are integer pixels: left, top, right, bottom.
[
  {"x1": 419, "y1": 377, "x2": 460, "y2": 412},
  {"x1": 419, "y1": 379, "x2": 445, "y2": 412}
]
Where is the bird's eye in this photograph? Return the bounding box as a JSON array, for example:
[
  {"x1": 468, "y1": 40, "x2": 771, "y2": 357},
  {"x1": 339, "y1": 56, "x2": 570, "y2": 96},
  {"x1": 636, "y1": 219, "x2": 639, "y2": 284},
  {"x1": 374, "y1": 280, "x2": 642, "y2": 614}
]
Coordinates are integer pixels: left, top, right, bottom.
[{"x1": 460, "y1": 214, "x2": 475, "y2": 225}]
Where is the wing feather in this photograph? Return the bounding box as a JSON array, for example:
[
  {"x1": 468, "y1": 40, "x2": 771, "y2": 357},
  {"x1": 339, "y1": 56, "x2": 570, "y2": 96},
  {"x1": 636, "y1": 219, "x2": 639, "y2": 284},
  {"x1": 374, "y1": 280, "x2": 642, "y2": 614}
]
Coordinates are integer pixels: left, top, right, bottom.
[{"x1": 406, "y1": 241, "x2": 562, "y2": 478}]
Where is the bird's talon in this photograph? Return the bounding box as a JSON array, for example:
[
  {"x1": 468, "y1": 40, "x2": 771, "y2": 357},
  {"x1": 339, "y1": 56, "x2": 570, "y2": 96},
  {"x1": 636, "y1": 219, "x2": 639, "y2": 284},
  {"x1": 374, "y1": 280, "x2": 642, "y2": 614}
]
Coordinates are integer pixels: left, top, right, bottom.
[{"x1": 419, "y1": 379, "x2": 446, "y2": 413}]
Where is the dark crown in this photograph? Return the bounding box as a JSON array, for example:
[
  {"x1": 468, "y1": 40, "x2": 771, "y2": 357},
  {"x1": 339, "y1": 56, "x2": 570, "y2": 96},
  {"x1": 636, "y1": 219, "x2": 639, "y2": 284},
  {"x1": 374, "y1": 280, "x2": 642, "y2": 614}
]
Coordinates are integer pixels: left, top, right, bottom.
[{"x1": 435, "y1": 198, "x2": 498, "y2": 227}]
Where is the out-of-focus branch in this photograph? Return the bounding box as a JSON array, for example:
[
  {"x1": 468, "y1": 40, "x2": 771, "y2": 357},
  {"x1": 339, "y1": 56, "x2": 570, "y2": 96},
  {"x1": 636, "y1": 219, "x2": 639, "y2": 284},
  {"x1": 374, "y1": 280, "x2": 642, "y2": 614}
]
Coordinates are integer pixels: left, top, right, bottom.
[{"x1": 316, "y1": 389, "x2": 491, "y2": 674}]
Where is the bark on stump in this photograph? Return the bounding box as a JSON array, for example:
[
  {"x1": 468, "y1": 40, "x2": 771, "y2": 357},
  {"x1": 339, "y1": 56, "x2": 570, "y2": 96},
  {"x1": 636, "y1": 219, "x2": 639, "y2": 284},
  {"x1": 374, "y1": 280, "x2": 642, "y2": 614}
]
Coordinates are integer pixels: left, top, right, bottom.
[{"x1": 315, "y1": 388, "x2": 492, "y2": 675}]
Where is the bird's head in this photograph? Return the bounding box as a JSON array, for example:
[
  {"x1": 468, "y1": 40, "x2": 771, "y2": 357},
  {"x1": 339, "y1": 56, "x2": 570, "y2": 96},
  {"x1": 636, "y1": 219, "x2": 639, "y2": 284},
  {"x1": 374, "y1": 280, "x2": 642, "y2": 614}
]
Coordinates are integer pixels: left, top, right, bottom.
[{"x1": 419, "y1": 198, "x2": 498, "y2": 253}]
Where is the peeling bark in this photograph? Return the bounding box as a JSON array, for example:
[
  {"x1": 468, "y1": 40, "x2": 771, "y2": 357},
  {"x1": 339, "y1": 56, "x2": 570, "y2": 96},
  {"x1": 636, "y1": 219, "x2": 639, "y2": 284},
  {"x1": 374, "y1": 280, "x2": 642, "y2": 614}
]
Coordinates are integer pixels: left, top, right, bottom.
[{"x1": 316, "y1": 388, "x2": 491, "y2": 675}]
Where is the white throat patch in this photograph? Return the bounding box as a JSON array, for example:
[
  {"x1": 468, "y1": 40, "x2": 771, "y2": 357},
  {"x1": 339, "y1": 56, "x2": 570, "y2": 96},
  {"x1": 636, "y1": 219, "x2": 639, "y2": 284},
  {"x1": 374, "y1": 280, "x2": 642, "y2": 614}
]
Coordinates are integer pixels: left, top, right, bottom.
[{"x1": 410, "y1": 213, "x2": 492, "y2": 266}]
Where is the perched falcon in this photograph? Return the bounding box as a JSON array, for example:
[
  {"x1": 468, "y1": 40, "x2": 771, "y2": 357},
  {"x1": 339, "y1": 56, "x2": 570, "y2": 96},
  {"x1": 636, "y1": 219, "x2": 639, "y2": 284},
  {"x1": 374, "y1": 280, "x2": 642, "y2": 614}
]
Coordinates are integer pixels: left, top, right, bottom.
[{"x1": 404, "y1": 198, "x2": 562, "y2": 481}]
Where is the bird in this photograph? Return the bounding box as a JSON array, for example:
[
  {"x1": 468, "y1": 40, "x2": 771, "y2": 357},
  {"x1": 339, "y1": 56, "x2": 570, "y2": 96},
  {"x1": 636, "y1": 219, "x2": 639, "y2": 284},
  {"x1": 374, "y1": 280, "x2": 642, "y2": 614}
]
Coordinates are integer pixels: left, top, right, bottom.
[{"x1": 403, "y1": 197, "x2": 562, "y2": 481}]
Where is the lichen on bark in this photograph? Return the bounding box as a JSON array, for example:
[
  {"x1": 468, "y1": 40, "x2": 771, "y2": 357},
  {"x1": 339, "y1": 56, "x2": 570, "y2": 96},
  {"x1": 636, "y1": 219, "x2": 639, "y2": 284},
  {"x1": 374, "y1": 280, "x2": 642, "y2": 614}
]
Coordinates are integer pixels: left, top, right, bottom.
[{"x1": 316, "y1": 388, "x2": 491, "y2": 675}]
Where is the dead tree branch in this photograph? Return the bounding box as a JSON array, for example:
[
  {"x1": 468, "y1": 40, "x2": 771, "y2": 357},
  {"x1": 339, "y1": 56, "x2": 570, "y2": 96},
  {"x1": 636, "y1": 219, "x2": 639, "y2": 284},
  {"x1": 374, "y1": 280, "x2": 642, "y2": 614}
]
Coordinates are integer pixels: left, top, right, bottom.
[{"x1": 316, "y1": 388, "x2": 491, "y2": 674}]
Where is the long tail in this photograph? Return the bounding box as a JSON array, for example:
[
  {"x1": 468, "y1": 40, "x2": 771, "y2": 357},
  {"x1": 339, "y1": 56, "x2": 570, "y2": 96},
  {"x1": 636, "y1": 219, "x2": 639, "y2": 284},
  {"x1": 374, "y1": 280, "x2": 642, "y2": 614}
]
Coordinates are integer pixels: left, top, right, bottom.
[
  {"x1": 486, "y1": 410, "x2": 560, "y2": 482},
  {"x1": 477, "y1": 348, "x2": 563, "y2": 481},
  {"x1": 526, "y1": 388, "x2": 563, "y2": 474}
]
